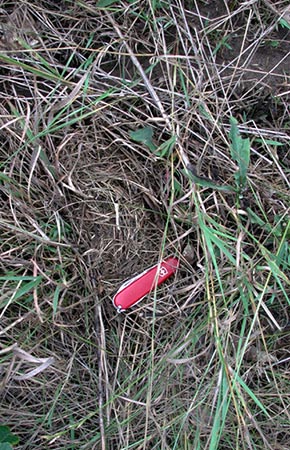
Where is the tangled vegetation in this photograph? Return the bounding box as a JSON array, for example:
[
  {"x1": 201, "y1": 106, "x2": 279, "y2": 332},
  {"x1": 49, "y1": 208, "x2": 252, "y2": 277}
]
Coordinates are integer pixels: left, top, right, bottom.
[{"x1": 0, "y1": 1, "x2": 289, "y2": 449}]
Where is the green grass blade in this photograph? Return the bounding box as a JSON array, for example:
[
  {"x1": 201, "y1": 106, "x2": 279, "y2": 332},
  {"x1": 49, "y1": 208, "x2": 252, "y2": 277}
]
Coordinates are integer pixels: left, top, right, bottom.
[
  {"x1": 53, "y1": 285, "x2": 62, "y2": 315},
  {"x1": 9, "y1": 277, "x2": 43, "y2": 303},
  {"x1": 229, "y1": 117, "x2": 250, "y2": 191},
  {"x1": 231, "y1": 370, "x2": 270, "y2": 418}
]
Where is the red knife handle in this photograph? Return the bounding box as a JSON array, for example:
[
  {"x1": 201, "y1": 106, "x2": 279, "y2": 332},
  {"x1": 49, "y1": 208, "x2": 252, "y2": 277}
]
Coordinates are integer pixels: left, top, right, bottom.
[{"x1": 113, "y1": 256, "x2": 179, "y2": 312}]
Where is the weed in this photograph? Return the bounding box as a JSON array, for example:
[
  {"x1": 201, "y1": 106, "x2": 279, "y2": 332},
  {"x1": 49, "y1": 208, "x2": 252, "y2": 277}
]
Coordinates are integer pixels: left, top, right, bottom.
[{"x1": 0, "y1": 425, "x2": 19, "y2": 449}]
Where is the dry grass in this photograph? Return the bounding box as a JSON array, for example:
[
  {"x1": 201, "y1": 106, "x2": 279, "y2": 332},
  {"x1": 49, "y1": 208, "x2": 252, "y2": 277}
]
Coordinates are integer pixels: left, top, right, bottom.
[{"x1": 0, "y1": 1, "x2": 290, "y2": 449}]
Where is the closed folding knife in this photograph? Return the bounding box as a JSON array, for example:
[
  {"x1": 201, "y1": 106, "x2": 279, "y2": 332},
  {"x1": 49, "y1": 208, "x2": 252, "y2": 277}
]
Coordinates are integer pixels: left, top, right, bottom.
[{"x1": 112, "y1": 256, "x2": 179, "y2": 312}]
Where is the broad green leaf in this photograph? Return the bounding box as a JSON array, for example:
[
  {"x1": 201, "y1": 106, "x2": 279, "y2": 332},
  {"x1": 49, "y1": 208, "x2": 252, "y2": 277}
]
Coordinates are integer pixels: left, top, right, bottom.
[
  {"x1": 96, "y1": 0, "x2": 120, "y2": 7},
  {"x1": 0, "y1": 426, "x2": 19, "y2": 445},
  {"x1": 130, "y1": 127, "x2": 157, "y2": 152},
  {"x1": 0, "y1": 444, "x2": 13, "y2": 450},
  {"x1": 229, "y1": 117, "x2": 250, "y2": 190},
  {"x1": 279, "y1": 18, "x2": 290, "y2": 30}
]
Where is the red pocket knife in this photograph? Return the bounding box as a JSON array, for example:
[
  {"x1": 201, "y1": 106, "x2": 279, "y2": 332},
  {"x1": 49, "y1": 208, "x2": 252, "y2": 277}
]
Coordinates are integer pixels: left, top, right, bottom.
[{"x1": 113, "y1": 256, "x2": 179, "y2": 312}]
